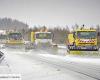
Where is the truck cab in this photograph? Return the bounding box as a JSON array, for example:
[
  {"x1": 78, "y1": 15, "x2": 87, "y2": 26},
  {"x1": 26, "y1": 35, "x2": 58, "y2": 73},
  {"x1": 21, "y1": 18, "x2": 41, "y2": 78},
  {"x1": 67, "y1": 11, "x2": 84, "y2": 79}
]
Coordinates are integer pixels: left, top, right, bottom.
[{"x1": 68, "y1": 29, "x2": 98, "y2": 51}]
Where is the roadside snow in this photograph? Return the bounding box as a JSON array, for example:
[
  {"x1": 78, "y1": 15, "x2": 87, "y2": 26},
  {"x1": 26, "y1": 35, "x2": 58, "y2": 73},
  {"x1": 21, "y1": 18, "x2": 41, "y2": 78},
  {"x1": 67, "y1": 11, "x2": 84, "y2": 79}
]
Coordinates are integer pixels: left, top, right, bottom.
[
  {"x1": 57, "y1": 45, "x2": 67, "y2": 49},
  {"x1": 38, "y1": 53, "x2": 100, "y2": 65},
  {"x1": 0, "y1": 49, "x2": 92, "y2": 80}
]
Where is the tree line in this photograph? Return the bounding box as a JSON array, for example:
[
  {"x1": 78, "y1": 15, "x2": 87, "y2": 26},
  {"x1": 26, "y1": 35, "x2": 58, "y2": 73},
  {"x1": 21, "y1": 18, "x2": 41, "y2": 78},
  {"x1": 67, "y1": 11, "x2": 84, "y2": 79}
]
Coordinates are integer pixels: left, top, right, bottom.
[{"x1": 0, "y1": 18, "x2": 100, "y2": 44}]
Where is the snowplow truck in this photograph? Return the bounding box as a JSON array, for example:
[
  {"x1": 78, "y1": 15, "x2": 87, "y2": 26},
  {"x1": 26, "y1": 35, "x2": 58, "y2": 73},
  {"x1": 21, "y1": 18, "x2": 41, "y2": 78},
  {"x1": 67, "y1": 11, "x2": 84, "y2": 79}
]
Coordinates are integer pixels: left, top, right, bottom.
[
  {"x1": 30, "y1": 31, "x2": 53, "y2": 49},
  {"x1": 6, "y1": 32, "x2": 24, "y2": 48},
  {"x1": 67, "y1": 29, "x2": 98, "y2": 51}
]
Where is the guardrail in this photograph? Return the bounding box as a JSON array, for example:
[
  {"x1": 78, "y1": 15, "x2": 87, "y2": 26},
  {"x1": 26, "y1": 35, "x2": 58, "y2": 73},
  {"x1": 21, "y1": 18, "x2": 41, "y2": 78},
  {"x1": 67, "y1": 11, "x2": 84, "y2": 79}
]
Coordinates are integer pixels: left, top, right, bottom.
[{"x1": 0, "y1": 51, "x2": 4, "y2": 62}]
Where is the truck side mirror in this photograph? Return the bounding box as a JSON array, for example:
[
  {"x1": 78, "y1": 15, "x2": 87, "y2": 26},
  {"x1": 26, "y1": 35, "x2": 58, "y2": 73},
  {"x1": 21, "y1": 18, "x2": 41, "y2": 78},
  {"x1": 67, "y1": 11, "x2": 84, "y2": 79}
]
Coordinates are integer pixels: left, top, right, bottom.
[{"x1": 73, "y1": 32, "x2": 76, "y2": 39}]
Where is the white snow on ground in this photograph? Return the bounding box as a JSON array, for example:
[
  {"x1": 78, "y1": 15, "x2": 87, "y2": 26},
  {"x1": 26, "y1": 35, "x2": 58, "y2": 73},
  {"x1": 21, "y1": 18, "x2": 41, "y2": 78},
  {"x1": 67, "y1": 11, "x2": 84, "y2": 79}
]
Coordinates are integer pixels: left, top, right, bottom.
[
  {"x1": 57, "y1": 44, "x2": 67, "y2": 49},
  {"x1": 0, "y1": 49, "x2": 94, "y2": 80},
  {"x1": 1, "y1": 48, "x2": 100, "y2": 80},
  {"x1": 38, "y1": 53, "x2": 100, "y2": 65},
  {"x1": 0, "y1": 66, "x2": 11, "y2": 74}
]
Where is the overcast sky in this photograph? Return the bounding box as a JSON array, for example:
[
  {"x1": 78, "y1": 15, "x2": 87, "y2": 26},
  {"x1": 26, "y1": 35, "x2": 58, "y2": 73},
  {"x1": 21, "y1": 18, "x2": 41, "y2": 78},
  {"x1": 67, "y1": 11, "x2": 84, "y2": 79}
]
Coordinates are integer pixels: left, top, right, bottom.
[{"x1": 0, "y1": 0, "x2": 100, "y2": 28}]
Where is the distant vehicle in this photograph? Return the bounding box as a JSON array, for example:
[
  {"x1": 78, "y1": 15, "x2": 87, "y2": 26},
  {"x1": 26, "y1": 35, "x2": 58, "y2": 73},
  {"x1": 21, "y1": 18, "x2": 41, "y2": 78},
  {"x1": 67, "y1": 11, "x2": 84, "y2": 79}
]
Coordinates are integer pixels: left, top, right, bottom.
[
  {"x1": 24, "y1": 27, "x2": 53, "y2": 49},
  {"x1": 0, "y1": 30, "x2": 7, "y2": 48},
  {"x1": 0, "y1": 30, "x2": 7, "y2": 43},
  {"x1": 6, "y1": 31, "x2": 24, "y2": 48},
  {"x1": 30, "y1": 31, "x2": 53, "y2": 48},
  {"x1": 67, "y1": 28, "x2": 98, "y2": 51}
]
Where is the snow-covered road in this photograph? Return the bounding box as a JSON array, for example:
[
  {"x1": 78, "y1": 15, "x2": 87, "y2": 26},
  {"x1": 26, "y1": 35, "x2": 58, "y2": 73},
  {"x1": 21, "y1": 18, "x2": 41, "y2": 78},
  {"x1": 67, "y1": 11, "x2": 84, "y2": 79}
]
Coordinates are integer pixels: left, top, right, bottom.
[{"x1": 0, "y1": 48, "x2": 100, "y2": 80}]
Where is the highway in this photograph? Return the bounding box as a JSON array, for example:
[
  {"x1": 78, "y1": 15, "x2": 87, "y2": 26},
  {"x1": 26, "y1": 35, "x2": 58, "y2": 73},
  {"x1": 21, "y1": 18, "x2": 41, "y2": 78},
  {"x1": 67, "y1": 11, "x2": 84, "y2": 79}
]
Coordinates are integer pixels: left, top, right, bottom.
[{"x1": 0, "y1": 48, "x2": 100, "y2": 80}]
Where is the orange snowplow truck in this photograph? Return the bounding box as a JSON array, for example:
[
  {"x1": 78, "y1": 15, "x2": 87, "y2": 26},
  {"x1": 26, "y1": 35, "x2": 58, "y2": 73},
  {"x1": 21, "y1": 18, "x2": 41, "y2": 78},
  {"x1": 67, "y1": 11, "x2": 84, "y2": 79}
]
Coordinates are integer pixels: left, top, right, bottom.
[{"x1": 67, "y1": 28, "x2": 98, "y2": 51}]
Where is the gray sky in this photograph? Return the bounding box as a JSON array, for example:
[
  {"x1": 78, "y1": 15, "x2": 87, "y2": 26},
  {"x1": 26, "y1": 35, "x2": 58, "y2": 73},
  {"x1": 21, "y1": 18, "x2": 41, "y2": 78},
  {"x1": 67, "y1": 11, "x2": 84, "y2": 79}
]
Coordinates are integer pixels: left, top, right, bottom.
[{"x1": 0, "y1": 0, "x2": 100, "y2": 28}]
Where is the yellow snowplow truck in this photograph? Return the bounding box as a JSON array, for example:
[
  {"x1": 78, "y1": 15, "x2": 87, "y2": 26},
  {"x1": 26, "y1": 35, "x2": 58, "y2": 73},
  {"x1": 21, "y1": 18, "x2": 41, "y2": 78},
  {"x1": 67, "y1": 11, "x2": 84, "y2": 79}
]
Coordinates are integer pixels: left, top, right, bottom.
[
  {"x1": 6, "y1": 32, "x2": 24, "y2": 48},
  {"x1": 30, "y1": 31, "x2": 53, "y2": 48},
  {"x1": 67, "y1": 29, "x2": 98, "y2": 51}
]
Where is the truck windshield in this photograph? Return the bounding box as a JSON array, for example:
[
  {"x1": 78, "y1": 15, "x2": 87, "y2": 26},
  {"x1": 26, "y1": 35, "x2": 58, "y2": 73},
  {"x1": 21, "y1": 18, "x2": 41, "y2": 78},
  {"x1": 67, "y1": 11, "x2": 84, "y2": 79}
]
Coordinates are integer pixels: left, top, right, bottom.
[
  {"x1": 77, "y1": 31, "x2": 96, "y2": 39},
  {"x1": 0, "y1": 34, "x2": 7, "y2": 39},
  {"x1": 8, "y1": 33, "x2": 22, "y2": 40},
  {"x1": 36, "y1": 33, "x2": 52, "y2": 39}
]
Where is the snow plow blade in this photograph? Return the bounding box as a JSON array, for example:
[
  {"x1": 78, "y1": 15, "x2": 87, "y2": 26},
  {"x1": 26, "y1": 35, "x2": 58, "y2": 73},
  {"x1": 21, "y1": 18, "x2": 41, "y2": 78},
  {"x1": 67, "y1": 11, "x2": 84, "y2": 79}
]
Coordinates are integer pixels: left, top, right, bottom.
[
  {"x1": 69, "y1": 49, "x2": 98, "y2": 51},
  {"x1": 68, "y1": 46, "x2": 99, "y2": 51},
  {"x1": 69, "y1": 50, "x2": 99, "y2": 55},
  {"x1": 6, "y1": 44, "x2": 25, "y2": 49}
]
